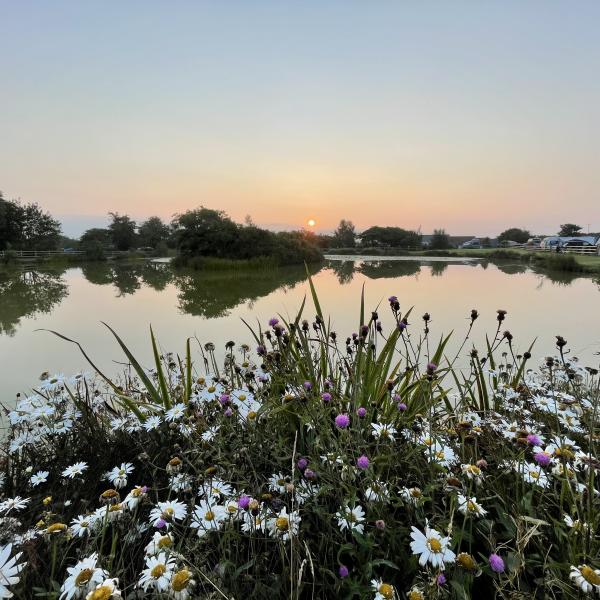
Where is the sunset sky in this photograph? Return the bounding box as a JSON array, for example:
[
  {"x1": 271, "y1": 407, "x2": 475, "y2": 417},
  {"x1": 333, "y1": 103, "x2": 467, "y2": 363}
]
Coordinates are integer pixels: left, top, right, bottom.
[{"x1": 1, "y1": 1, "x2": 599, "y2": 237}]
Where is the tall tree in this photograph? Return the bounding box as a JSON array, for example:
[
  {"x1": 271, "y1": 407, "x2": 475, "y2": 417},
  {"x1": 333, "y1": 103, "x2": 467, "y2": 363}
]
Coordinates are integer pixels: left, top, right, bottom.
[
  {"x1": 359, "y1": 226, "x2": 421, "y2": 248},
  {"x1": 332, "y1": 219, "x2": 356, "y2": 247},
  {"x1": 429, "y1": 229, "x2": 451, "y2": 250},
  {"x1": 0, "y1": 192, "x2": 61, "y2": 250},
  {"x1": 138, "y1": 216, "x2": 170, "y2": 248},
  {"x1": 497, "y1": 228, "x2": 530, "y2": 244},
  {"x1": 108, "y1": 212, "x2": 137, "y2": 251},
  {"x1": 558, "y1": 223, "x2": 582, "y2": 236}
]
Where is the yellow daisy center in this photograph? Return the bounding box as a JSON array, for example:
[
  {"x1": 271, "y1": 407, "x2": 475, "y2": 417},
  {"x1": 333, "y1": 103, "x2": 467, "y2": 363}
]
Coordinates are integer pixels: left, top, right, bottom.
[
  {"x1": 87, "y1": 586, "x2": 112, "y2": 600},
  {"x1": 408, "y1": 591, "x2": 424, "y2": 600},
  {"x1": 427, "y1": 537, "x2": 442, "y2": 553},
  {"x1": 75, "y1": 568, "x2": 94, "y2": 586},
  {"x1": 467, "y1": 501, "x2": 477, "y2": 512},
  {"x1": 205, "y1": 511, "x2": 215, "y2": 521},
  {"x1": 581, "y1": 566, "x2": 600, "y2": 585},
  {"x1": 457, "y1": 552, "x2": 477, "y2": 570},
  {"x1": 410, "y1": 488, "x2": 422, "y2": 498},
  {"x1": 172, "y1": 569, "x2": 192, "y2": 591},
  {"x1": 248, "y1": 411, "x2": 257, "y2": 420},
  {"x1": 46, "y1": 523, "x2": 67, "y2": 534},
  {"x1": 276, "y1": 517, "x2": 289, "y2": 531},
  {"x1": 151, "y1": 564, "x2": 166, "y2": 579},
  {"x1": 378, "y1": 583, "x2": 394, "y2": 599},
  {"x1": 158, "y1": 536, "x2": 172, "y2": 549}
]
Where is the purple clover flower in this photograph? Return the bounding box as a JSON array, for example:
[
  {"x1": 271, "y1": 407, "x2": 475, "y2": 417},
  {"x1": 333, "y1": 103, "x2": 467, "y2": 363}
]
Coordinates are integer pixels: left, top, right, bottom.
[
  {"x1": 356, "y1": 455, "x2": 369, "y2": 469},
  {"x1": 238, "y1": 495, "x2": 251, "y2": 509},
  {"x1": 527, "y1": 434, "x2": 542, "y2": 446},
  {"x1": 268, "y1": 318, "x2": 279, "y2": 327},
  {"x1": 356, "y1": 407, "x2": 367, "y2": 418},
  {"x1": 489, "y1": 553, "x2": 505, "y2": 573},
  {"x1": 297, "y1": 458, "x2": 308, "y2": 471},
  {"x1": 335, "y1": 414, "x2": 350, "y2": 429},
  {"x1": 534, "y1": 452, "x2": 551, "y2": 467},
  {"x1": 321, "y1": 392, "x2": 332, "y2": 403},
  {"x1": 338, "y1": 565, "x2": 349, "y2": 578},
  {"x1": 397, "y1": 402, "x2": 407, "y2": 412}
]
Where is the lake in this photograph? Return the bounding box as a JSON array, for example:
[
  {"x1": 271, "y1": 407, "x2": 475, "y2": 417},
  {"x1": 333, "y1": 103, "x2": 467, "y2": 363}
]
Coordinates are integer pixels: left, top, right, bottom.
[{"x1": 1, "y1": 257, "x2": 599, "y2": 402}]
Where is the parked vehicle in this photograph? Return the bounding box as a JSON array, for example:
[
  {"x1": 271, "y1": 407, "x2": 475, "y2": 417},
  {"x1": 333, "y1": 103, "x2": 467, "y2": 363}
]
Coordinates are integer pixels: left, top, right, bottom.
[
  {"x1": 460, "y1": 238, "x2": 481, "y2": 249},
  {"x1": 526, "y1": 237, "x2": 542, "y2": 247}
]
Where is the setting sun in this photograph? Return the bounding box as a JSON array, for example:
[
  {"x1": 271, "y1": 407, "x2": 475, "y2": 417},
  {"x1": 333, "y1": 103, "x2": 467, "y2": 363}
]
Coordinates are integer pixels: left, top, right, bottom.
[{"x1": 307, "y1": 219, "x2": 316, "y2": 227}]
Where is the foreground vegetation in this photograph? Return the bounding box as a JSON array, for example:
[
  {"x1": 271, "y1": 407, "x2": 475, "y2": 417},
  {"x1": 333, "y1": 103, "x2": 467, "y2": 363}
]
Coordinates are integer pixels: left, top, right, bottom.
[{"x1": 1, "y1": 278, "x2": 599, "y2": 599}]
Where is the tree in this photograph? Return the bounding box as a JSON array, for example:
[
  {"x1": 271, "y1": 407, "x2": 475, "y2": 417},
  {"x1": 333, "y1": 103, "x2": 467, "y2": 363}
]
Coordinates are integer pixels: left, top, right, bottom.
[
  {"x1": 429, "y1": 229, "x2": 452, "y2": 250},
  {"x1": 138, "y1": 216, "x2": 170, "y2": 249},
  {"x1": 359, "y1": 226, "x2": 421, "y2": 248},
  {"x1": 80, "y1": 228, "x2": 111, "y2": 261},
  {"x1": 497, "y1": 228, "x2": 531, "y2": 244},
  {"x1": 558, "y1": 223, "x2": 582, "y2": 237},
  {"x1": 0, "y1": 192, "x2": 62, "y2": 250},
  {"x1": 332, "y1": 219, "x2": 356, "y2": 248},
  {"x1": 172, "y1": 208, "x2": 240, "y2": 258},
  {"x1": 108, "y1": 213, "x2": 137, "y2": 251}
]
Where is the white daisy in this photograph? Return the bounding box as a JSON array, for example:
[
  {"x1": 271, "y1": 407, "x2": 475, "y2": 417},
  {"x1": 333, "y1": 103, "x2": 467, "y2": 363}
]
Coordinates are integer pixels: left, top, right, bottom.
[
  {"x1": 60, "y1": 553, "x2": 108, "y2": 600},
  {"x1": 199, "y1": 478, "x2": 233, "y2": 499},
  {"x1": 145, "y1": 531, "x2": 175, "y2": 556},
  {"x1": 457, "y1": 494, "x2": 487, "y2": 518},
  {"x1": 570, "y1": 564, "x2": 600, "y2": 594},
  {"x1": 164, "y1": 404, "x2": 186, "y2": 422},
  {"x1": 30, "y1": 471, "x2": 49, "y2": 487},
  {"x1": 400, "y1": 487, "x2": 424, "y2": 506},
  {"x1": 138, "y1": 553, "x2": 175, "y2": 592},
  {"x1": 371, "y1": 422, "x2": 397, "y2": 441},
  {"x1": 336, "y1": 504, "x2": 365, "y2": 535},
  {"x1": 149, "y1": 500, "x2": 188, "y2": 527},
  {"x1": 142, "y1": 415, "x2": 162, "y2": 431},
  {"x1": 84, "y1": 577, "x2": 121, "y2": 599},
  {"x1": 410, "y1": 525, "x2": 456, "y2": 569},
  {"x1": 371, "y1": 578, "x2": 396, "y2": 599},
  {"x1": 0, "y1": 497, "x2": 29, "y2": 515},
  {"x1": 190, "y1": 500, "x2": 227, "y2": 537},
  {"x1": 267, "y1": 508, "x2": 300, "y2": 541},
  {"x1": 0, "y1": 544, "x2": 25, "y2": 599},
  {"x1": 123, "y1": 486, "x2": 148, "y2": 510},
  {"x1": 62, "y1": 462, "x2": 88, "y2": 479},
  {"x1": 107, "y1": 463, "x2": 134, "y2": 489},
  {"x1": 70, "y1": 515, "x2": 94, "y2": 538},
  {"x1": 268, "y1": 473, "x2": 290, "y2": 494},
  {"x1": 170, "y1": 568, "x2": 195, "y2": 600}
]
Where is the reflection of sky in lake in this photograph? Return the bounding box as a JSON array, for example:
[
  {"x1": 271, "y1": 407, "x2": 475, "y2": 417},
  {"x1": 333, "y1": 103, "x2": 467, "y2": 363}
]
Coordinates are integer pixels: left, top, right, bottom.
[{"x1": 1, "y1": 259, "x2": 599, "y2": 401}]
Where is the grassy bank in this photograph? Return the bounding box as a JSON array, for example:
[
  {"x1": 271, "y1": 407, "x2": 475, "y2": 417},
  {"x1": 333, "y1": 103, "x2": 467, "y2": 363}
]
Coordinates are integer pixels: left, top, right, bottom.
[
  {"x1": 1, "y1": 278, "x2": 599, "y2": 599},
  {"x1": 447, "y1": 249, "x2": 600, "y2": 274}
]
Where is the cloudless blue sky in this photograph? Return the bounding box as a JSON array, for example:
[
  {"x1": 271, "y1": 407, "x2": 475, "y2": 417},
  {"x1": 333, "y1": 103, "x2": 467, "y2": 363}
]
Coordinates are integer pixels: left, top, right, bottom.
[{"x1": 1, "y1": 1, "x2": 599, "y2": 236}]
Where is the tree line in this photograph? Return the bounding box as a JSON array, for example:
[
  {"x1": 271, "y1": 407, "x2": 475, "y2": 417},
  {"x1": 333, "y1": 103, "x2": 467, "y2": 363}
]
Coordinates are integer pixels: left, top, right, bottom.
[{"x1": 1, "y1": 191, "x2": 597, "y2": 258}]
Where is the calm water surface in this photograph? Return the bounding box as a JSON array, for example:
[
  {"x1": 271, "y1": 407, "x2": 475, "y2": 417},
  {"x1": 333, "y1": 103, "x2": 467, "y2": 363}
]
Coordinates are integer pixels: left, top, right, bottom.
[{"x1": 1, "y1": 257, "x2": 599, "y2": 401}]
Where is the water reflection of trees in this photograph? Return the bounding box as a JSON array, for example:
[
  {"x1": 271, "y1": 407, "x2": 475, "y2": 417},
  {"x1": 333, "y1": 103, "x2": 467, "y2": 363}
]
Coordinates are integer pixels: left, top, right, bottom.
[
  {"x1": 81, "y1": 262, "x2": 174, "y2": 296},
  {"x1": 0, "y1": 268, "x2": 68, "y2": 336},
  {"x1": 329, "y1": 261, "x2": 356, "y2": 285},
  {"x1": 174, "y1": 264, "x2": 319, "y2": 318},
  {"x1": 357, "y1": 261, "x2": 421, "y2": 279}
]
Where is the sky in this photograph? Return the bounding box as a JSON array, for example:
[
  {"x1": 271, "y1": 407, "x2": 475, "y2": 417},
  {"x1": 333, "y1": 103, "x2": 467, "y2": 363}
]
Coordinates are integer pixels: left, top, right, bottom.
[{"x1": 1, "y1": 1, "x2": 599, "y2": 238}]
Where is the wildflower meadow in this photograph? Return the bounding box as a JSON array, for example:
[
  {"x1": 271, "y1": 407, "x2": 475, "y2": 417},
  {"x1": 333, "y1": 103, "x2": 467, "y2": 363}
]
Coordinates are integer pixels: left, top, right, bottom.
[{"x1": 1, "y1": 277, "x2": 599, "y2": 599}]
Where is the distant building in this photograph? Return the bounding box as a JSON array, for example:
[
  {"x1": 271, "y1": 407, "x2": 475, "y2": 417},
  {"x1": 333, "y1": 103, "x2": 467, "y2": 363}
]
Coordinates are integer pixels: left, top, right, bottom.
[{"x1": 421, "y1": 235, "x2": 476, "y2": 248}]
